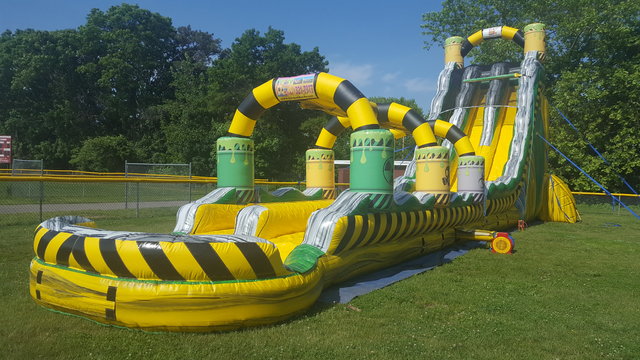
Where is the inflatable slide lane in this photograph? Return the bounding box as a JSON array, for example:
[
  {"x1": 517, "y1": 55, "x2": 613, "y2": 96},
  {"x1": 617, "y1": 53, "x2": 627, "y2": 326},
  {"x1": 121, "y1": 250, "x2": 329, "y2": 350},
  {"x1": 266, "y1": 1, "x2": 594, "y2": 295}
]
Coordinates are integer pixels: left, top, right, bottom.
[{"x1": 29, "y1": 23, "x2": 578, "y2": 332}]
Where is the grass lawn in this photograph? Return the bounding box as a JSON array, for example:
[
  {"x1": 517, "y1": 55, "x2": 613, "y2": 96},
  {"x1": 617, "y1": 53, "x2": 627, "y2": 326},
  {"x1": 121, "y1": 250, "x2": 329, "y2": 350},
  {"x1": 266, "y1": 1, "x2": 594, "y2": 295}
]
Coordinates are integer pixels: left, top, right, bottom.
[{"x1": 1, "y1": 205, "x2": 638, "y2": 359}]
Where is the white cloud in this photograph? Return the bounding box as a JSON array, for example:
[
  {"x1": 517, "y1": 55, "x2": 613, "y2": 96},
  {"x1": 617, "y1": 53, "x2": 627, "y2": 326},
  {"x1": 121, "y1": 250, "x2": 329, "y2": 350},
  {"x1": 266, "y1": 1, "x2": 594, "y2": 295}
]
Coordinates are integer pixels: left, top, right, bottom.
[
  {"x1": 404, "y1": 77, "x2": 437, "y2": 93},
  {"x1": 382, "y1": 72, "x2": 400, "y2": 83},
  {"x1": 329, "y1": 62, "x2": 374, "y2": 86}
]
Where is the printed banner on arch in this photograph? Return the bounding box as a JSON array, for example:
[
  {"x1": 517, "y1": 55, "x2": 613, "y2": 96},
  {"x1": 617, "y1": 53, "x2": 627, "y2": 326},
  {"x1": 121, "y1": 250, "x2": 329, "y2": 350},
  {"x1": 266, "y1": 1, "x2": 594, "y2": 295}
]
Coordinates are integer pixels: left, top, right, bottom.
[{"x1": 274, "y1": 74, "x2": 318, "y2": 101}]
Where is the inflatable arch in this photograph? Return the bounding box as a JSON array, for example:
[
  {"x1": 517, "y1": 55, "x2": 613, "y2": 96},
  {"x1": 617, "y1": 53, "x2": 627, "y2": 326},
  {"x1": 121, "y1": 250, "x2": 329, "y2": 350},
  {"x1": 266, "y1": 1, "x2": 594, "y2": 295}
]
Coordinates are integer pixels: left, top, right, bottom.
[
  {"x1": 227, "y1": 72, "x2": 379, "y2": 138},
  {"x1": 445, "y1": 24, "x2": 546, "y2": 66},
  {"x1": 218, "y1": 72, "x2": 391, "y2": 204},
  {"x1": 306, "y1": 102, "x2": 483, "y2": 202},
  {"x1": 314, "y1": 102, "x2": 475, "y2": 157}
]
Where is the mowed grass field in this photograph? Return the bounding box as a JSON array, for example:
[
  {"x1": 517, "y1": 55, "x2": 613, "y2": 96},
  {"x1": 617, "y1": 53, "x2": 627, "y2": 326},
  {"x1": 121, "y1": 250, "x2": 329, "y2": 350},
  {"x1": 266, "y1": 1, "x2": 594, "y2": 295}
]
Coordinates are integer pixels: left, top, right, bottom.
[{"x1": 1, "y1": 205, "x2": 639, "y2": 359}]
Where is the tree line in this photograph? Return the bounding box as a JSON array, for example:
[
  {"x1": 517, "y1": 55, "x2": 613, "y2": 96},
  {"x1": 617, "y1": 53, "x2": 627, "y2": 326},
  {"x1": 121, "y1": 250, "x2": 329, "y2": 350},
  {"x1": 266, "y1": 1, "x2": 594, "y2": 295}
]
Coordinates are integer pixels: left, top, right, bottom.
[
  {"x1": 1, "y1": 2, "x2": 638, "y2": 192},
  {"x1": 0, "y1": 4, "x2": 330, "y2": 179}
]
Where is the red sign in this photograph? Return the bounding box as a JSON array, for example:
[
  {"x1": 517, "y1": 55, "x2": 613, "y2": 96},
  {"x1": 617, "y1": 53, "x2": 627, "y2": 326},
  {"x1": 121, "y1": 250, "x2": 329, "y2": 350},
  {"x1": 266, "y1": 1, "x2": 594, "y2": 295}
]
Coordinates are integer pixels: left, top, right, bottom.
[{"x1": 0, "y1": 136, "x2": 12, "y2": 164}]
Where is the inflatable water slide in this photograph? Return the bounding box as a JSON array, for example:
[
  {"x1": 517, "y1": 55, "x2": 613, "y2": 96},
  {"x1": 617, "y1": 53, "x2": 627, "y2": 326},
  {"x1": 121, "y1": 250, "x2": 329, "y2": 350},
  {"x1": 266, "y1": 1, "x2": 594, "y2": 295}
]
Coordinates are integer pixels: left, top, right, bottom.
[{"x1": 29, "y1": 23, "x2": 578, "y2": 331}]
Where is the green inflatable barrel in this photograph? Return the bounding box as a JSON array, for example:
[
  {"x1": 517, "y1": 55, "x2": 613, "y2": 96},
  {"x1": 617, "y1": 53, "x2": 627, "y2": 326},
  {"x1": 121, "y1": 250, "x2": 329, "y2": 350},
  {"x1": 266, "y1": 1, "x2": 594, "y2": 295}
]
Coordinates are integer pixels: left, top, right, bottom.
[
  {"x1": 350, "y1": 129, "x2": 394, "y2": 194},
  {"x1": 216, "y1": 137, "x2": 254, "y2": 190}
]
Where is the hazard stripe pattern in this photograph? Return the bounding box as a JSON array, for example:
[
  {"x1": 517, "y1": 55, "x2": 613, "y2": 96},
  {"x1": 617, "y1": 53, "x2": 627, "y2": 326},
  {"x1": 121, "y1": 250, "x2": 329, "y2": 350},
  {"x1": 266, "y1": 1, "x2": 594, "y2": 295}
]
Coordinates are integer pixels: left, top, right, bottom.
[
  {"x1": 330, "y1": 205, "x2": 483, "y2": 255},
  {"x1": 33, "y1": 230, "x2": 284, "y2": 282}
]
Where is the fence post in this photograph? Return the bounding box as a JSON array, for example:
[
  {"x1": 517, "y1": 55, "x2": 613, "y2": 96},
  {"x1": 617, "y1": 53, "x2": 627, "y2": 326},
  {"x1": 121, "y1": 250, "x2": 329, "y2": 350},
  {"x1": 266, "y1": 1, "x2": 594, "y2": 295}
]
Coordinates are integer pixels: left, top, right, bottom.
[
  {"x1": 39, "y1": 180, "x2": 43, "y2": 222},
  {"x1": 125, "y1": 160, "x2": 129, "y2": 209},
  {"x1": 188, "y1": 162, "x2": 192, "y2": 202},
  {"x1": 136, "y1": 181, "x2": 140, "y2": 218}
]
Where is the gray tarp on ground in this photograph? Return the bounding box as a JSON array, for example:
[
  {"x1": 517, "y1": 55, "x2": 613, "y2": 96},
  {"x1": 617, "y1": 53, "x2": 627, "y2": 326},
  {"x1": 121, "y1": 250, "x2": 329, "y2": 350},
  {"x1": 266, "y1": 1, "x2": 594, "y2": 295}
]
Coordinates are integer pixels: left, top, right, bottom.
[{"x1": 318, "y1": 241, "x2": 486, "y2": 304}]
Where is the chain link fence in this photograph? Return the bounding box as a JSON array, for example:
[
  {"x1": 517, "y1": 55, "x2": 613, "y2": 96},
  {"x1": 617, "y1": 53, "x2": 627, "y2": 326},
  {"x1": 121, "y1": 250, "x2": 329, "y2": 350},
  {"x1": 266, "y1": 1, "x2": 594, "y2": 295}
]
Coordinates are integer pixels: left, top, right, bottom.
[
  {"x1": 0, "y1": 173, "x2": 338, "y2": 227},
  {"x1": 0, "y1": 178, "x2": 218, "y2": 226},
  {"x1": 573, "y1": 192, "x2": 640, "y2": 216},
  {"x1": 8, "y1": 171, "x2": 635, "y2": 227}
]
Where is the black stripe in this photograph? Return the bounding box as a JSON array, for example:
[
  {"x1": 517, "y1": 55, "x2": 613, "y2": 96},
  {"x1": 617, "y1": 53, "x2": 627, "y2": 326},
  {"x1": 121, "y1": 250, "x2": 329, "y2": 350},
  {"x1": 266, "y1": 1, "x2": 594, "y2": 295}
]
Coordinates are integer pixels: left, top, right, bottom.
[
  {"x1": 324, "y1": 116, "x2": 346, "y2": 136},
  {"x1": 422, "y1": 210, "x2": 432, "y2": 233},
  {"x1": 36, "y1": 270, "x2": 43, "y2": 284},
  {"x1": 410, "y1": 211, "x2": 424, "y2": 237},
  {"x1": 312, "y1": 73, "x2": 319, "y2": 97},
  {"x1": 444, "y1": 208, "x2": 454, "y2": 229},
  {"x1": 348, "y1": 215, "x2": 370, "y2": 251},
  {"x1": 513, "y1": 30, "x2": 525, "y2": 48},
  {"x1": 137, "y1": 241, "x2": 184, "y2": 281},
  {"x1": 376, "y1": 103, "x2": 390, "y2": 125},
  {"x1": 334, "y1": 216, "x2": 357, "y2": 254},
  {"x1": 236, "y1": 243, "x2": 276, "y2": 278},
  {"x1": 35, "y1": 225, "x2": 42, "y2": 234},
  {"x1": 56, "y1": 235, "x2": 80, "y2": 267},
  {"x1": 71, "y1": 237, "x2": 97, "y2": 273},
  {"x1": 105, "y1": 308, "x2": 116, "y2": 321},
  {"x1": 237, "y1": 92, "x2": 267, "y2": 120},
  {"x1": 312, "y1": 145, "x2": 331, "y2": 150},
  {"x1": 355, "y1": 124, "x2": 380, "y2": 131},
  {"x1": 106, "y1": 286, "x2": 117, "y2": 302},
  {"x1": 418, "y1": 142, "x2": 438, "y2": 148},
  {"x1": 99, "y1": 239, "x2": 135, "y2": 278},
  {"x1": 446, "y1": 124, "x2": 467, "y2": 143},
  {"x1": 389, "y1": 212, "x2": 403, "y2": 240},
  {"x1": 225, "y1": 132, "x2": 250, "y2": 138},
  {"x1": 420, "y1": 210, "x2": 431, "y2": 234},
  {"x1": 400, "y1": 211, "x2": 412, "y2": 239},
  {"x1": 363, "y1": 212, "x2": 382, "y2": 247},
  {"x1": 36, "y1": 290, "x2": 41, "y2": 300},
  {"x1": 451, "y1": 208, "x2": 459, "y2": 227},
  {"x1": 461, "y1": 39, "x2": 473, "y2": 57},
  {"x1": 402, "y1": 109, "x2": 425, "y2": 132},
  {"x1": 185, "y1": 242, "x2": 235, "y2": 281},
  {"x1": 433, "y1": 209, "x2": 442, "y2": 231},
  {"x1": 333, "y1": 80, "x2": 365, "y2": 112},
  {"x1": 377, "y1": 212, "x2": 395, "y2": 244},
  {"x1": 36, "y1": 230, "x2": 58, "y2": 259}
]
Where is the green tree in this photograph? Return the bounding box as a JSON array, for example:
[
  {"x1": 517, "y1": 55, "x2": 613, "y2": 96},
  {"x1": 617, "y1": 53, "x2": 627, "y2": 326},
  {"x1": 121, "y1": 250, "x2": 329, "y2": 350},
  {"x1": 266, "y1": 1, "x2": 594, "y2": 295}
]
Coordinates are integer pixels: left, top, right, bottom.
[
  {"x1": 421, "y1": 0, "x2": 640, "y2": 192},
  {"x1": 163, "y1": 28, "x2": 328, "y2": 178},
  {"x1": 0, "y1": 5, "x2": 222, "y2": 170},
  {"x1": 70, "y1": 135, "x2": 138, "y2": 172},
  {"x1": 0, "y1": 29, "x2": 86, "y2": 168},
  {"x1": 76, "y1": 4, "x2": 179, "y2": 140}
]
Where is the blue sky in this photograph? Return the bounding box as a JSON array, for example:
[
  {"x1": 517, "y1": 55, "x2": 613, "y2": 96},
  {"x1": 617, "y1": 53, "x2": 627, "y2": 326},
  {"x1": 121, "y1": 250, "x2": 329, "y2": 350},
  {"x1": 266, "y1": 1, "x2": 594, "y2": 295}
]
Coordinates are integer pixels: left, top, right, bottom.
[{"x1": 0, "y1": 0, "x2": 446, "y2": 111}]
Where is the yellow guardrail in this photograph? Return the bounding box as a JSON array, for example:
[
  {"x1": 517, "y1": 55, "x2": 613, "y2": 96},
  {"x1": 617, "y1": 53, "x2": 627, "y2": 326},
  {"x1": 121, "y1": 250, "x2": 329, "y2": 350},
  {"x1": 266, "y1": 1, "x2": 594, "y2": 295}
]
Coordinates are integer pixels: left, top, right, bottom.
[
  {"x1": 571, "y1": 191, "x2": 640, "y2": 198},
  {"x1": 0, "y1": 170, "x2": 630, "y2": 195},
  {"x1": 0, "y1": 171, "x2": 350, "y2": 187}
]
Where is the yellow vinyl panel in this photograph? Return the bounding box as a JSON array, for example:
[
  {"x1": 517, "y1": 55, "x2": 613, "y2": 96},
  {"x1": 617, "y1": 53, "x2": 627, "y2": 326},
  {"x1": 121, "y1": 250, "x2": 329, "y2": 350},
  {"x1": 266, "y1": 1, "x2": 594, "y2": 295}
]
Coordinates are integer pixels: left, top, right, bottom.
[
  {"x1": 269, "y1": 232, "x2": 306, "y2": 261},
  {"x1": 83, "y1": 236, "x2": 113, "y2": 275},
  {"x1": 501, "y1": 26, "x2": 519, "y2": 40},
  {"x1": 227, "y1": 110, "x2": 257, "y2": 137},
  {"x1": 161, "y1": 241, "x2": 209, "y2": 281},
  {"x1": 254, "y1": 200, "x2": 334, "y2": 239},
  {"x1": 480, "y1": 86, "x2": 516, "y2": 178},
  {"x1": 315, "y1": 128, "x2": 337, "y2": 149},
  {"x1": 252, "y1": 80, "x2": 279, "y2": 109},
  {"x1": 115, "y1": 239, "x2": 156, "y2": 279},
  {"x1": 346, "y1": 97, "x2": 379, "y2": 129},
  {"x1": 191, "y1": 204, "x2": 249, "y2": 235},
  {"x1": 467, "y1": 30, "x2": 484, "y2": 46},
  {"x1": 41, "y1": 232, "x2": 73, "y2": 263},
  {"x1": 488, "y1": 89, "x2": 518, "y2": 181}
]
